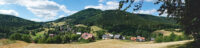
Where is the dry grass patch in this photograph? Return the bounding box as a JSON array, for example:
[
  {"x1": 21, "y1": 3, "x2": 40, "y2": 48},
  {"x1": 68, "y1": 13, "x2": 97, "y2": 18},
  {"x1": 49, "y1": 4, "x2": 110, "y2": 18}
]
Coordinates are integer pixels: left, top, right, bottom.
[
  {"x1": 0, "y1": 39, "x2": 15, "y2": 46},
  {"x1": 0, "y1": 39, "x2": 192, "y2": 48}
]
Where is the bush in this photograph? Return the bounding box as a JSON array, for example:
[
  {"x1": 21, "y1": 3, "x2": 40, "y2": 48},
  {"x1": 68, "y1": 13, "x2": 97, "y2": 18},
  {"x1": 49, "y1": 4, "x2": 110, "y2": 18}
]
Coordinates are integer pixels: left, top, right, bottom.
[
  {"x1": 78, "y1": 37, "x2": 95, "y2": 43},
  {"x1": 96, "y1": 30, "x2": 106, "y2": 39},
  {"x1": 9, "y1": 33, "x2": 31, "y2": 43},
  {"x1": 9, "y1": 33, "x2": 22, "y2": 40},
  {"x1": 174, "y1": 36, "x2": 183, "y2": 41},
  {"x1": 163, "y1": 36, "x2": 171, "y2": 42},
  {"x1": 60, "y1": 35, "x2": 70, "y2": 43},
  {"x1": 21, "y1": 34, "x2": 31, "y2": 42},
  {"x1": 155, "y1": 36, "x2": 163, "y2": 43},
  {"x1": 37, "y1": 36, "x2": 47, "y2": 43},
  {"x1": 70, "y1": 34, "x2": 81, "y2": 41},
  {"x1": 155, "y1": 32, "x2": 189, "y2": 43}
]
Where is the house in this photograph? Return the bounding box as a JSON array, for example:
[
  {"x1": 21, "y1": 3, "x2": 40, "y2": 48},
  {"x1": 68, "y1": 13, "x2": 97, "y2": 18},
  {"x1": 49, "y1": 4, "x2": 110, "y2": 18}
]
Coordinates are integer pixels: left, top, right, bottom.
[
  {"x1": 130, "y1": 36, "x2": 145, "y2": 42},
  {"x1": 114, "y1": 34, "x2": 121, "y2": 39},
  {"x1": 113, "y1": 34, "x2": 126, "y2": 40},
  {"x1": 136, "y1": 36, "x2": 145, "y2": 42},
  {"x1": 130, "y1": 37, "x2": 137, "y2": 41},
  {"x1": 151, "y1": 38, "x2": 155, "y2": 41},
  {"x1": 49, "y1": 34, "x2": 54, "y2": 37},
  {"x1": 76, "y1": 32, "x2": 81, "y2": 35},
  {"x1": 108, "y1": 34, "x2": 113, "y2": 38},
  {"x1": 81, "y1": 33, "x2": 93, "y2": 40},
  {"x1": 102, "y1": 34, "x2": 109, "y2": 40},
  {"x1": 122, "y1": 36, "x2": 126, "y2": 40},
  {"x1": 102, "y1": 34, "x2": 114, "y2": 39}
]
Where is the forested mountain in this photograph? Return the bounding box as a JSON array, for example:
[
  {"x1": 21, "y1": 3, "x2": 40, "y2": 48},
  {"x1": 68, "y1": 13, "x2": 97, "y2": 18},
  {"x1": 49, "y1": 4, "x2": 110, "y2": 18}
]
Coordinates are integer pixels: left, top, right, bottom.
[
  {"x1": 55, "y1": 8, "x2": 179, "y2": 36},
  {"x1": 0, "y1": 14, "x2": 42, "y2": 38}
]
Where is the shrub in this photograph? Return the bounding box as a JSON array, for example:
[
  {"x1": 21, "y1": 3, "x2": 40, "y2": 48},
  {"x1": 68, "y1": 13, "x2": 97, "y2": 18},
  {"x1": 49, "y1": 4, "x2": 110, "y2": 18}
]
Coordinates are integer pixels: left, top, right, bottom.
[
  {"x1": 78, "y1": 37, "x2": 95, "y2": 43},
  {"x1": 9, "y1": 33, "x2": 31, "y2": 43},
  {"x1": 155, "y1": 36, "x2": 163, "y2": 43},
  {"x1": 21, "y1": 34, "x2": 31, "y2": 43},
  {"x1": 9, "y1": 33, "x2": 22, "y2": 40}
]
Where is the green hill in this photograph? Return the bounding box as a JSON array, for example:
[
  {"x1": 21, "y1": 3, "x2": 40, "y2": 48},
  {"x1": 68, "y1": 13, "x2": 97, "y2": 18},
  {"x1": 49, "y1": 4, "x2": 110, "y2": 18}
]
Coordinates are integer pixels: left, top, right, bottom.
[
  {"x1": 55, "y1": 8, "x2": 179, "y2": 37},
  {"x1": 0, "y1": 14, "x2": 42, "y2": 38}
]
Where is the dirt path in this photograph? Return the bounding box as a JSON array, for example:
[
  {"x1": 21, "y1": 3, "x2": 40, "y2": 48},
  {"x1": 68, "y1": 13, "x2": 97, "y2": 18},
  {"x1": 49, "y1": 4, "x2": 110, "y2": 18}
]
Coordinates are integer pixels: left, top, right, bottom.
[{"x1": 0, "y1": 40, "x2": 192, "y2": 48}]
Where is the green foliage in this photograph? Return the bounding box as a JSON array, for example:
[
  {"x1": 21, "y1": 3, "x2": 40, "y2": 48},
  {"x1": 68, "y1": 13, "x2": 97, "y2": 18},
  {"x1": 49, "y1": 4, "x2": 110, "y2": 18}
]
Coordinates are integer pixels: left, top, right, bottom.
[
  {"x1": 163, "y1": 36, "x2": 171, "y2": 42},
  {"x1": 33, "y1": 32, "x2": 82, "y2": 44},
  {"x1": 9, "y1": 33, "x2": 31, "y2": 43},
  {"x1": 21, "y1": 34, "x2": 31, "y2": 42},
  {"x1": 60, "y1": 35, "x2": 71, "y2": 43},
  {"x1": 0, "y1": 14, "x2": 42, "y2": 39},
  {"x1": 56, "y1": 8, "x2": 179, "y2": 39},
  {"x1": 155, "y1": 36, "x2": 163, "y2": 43},
  {"x1": 37, "y1": 36, "x2": 47, "y2": 43},
  {"x1": 46, "y1": 35, "x2": 62, "y2": 43},
  {"x1": 70, "y1": 34, "x2": 81, "y2": 42},
  {"x1": 96, "y1": 30, "x2": 106, "y2": 39},
  {"x1": 155, "y1": 32, "x2": 190, "y2": 43},
  {"x1": 9, "y1": 33, "x2": 22, "y2": 40},
  {"x1": 78, "y1": 37, "x2": 95, "y2": 43}
]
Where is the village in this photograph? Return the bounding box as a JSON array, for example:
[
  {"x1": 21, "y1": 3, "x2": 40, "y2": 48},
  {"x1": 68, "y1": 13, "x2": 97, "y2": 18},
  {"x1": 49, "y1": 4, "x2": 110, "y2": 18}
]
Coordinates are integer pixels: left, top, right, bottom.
[{"x1": 46, "y1": 24, "x2": 154, "y2": 43}]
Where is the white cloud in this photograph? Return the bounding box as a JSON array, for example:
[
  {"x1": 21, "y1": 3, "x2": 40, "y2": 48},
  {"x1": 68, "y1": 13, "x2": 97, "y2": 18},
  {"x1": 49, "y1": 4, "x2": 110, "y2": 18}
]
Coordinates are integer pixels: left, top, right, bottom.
[
  {"x1": 134, "y1": 9, "x2": 157, "y2": 14},
  {"x1": 145, "y1": 0, "x2": 155, "y2": 2},
  {"x1": 58, "y1": 15, "x2": 65, "y2": 18},
  {"x1": 60, "y1": 5, "x2": 78, "y2": 15},
  {"x1": 134, "y1": 0, "x2": 157, "y2": 2},
  {"x1": 134, "y1": 9, "x2": 169, "y2": 17},
  {"x1": 98, "y1": 0, "x2": 104, "y2": 2},
  {"x1": 0, "y1": 0, "x2": 76, "y2": 20},
  {"x1": 85, "y1": 1, "x2": 119, "y2": 10},
  {"x1": 0, "y1": 10, "x2": 19, "y2": 16}
]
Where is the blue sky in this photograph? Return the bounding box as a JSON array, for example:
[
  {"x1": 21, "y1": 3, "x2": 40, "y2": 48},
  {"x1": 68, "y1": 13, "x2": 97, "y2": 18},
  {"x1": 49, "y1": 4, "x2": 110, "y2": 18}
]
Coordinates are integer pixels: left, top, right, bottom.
[{"x1": 0, "y1": 0, "x2": 164, "y2": 22}]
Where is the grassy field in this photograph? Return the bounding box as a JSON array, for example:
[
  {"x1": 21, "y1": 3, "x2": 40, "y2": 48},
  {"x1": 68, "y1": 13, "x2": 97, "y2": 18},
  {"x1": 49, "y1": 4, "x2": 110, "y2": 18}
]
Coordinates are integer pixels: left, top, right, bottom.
[
  {"x1": 0, "y1": 39, "x2": 15, "y2": 46},
  {"x1": 0, "y1": 39, "x2": 192, "y2": 48}
]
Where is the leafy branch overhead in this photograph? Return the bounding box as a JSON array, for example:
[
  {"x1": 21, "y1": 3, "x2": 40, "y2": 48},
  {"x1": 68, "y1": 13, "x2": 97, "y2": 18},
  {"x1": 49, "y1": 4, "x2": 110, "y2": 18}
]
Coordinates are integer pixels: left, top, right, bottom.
[{"x1": 118, "y1": 0, "x2": 144, "y2": 11}]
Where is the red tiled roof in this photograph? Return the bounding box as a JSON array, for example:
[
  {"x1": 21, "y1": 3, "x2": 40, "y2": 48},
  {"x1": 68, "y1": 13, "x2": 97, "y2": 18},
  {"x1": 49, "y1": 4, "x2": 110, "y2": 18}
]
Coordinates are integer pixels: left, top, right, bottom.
[{"x1": 81, "y1": 33, "x2": 93, "y2": 39}]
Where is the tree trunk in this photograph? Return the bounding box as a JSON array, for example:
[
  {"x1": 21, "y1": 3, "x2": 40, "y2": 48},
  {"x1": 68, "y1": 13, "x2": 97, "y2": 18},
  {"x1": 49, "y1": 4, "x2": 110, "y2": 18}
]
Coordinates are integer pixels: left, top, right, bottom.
[{"x1": 186, "y1": 0, "x2": 200, "y2": 41}]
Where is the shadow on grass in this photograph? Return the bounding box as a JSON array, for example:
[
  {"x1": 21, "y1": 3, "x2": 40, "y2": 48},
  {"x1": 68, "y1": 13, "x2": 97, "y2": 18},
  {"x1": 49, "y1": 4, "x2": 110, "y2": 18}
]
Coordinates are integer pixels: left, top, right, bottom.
[{"x1": 167, "y1": 41, "x2": 200, "y2": 48}]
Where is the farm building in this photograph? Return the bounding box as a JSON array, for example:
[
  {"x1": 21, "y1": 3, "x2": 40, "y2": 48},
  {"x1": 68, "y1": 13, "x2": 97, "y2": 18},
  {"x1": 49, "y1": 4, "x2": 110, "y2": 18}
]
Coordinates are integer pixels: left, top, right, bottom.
[
  {"x1": 131, "y1": 37, "x2": 137, "y2": 41},
  {"x1": 81, "y1": 33, "x2": 93, "y2": 40},
  {"x1": 102, "y1": 34, "x2": 113, "y2": 40},
  {"x1": 130, "y1": 36, "x2": 145, "y2": 42},
  {"x1": 49, "y1": 34, "x2": 55, "y2": 37},
  {"x1": 76, "y1": 32, "x2": 81, "y2": 35},
  {"x1": 113, "y1": 34, "x2": 125, "y2": 40},
  {"x1": 114, "y1": 34, "x2": 120, "y2": 39},
  {"x1": 151, "y1": 38, "x2": 155, "y2": 41},
  {"x1": 102, "y1": 35, "x2": 109, "y2": 39}
]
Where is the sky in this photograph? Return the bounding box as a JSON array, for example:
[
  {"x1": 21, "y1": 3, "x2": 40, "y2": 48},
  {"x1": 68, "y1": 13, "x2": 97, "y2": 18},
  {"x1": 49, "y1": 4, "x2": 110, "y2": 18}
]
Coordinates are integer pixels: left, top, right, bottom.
[{"x1": 0, "y1": 0, "x2": 165, "y2": 22}]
